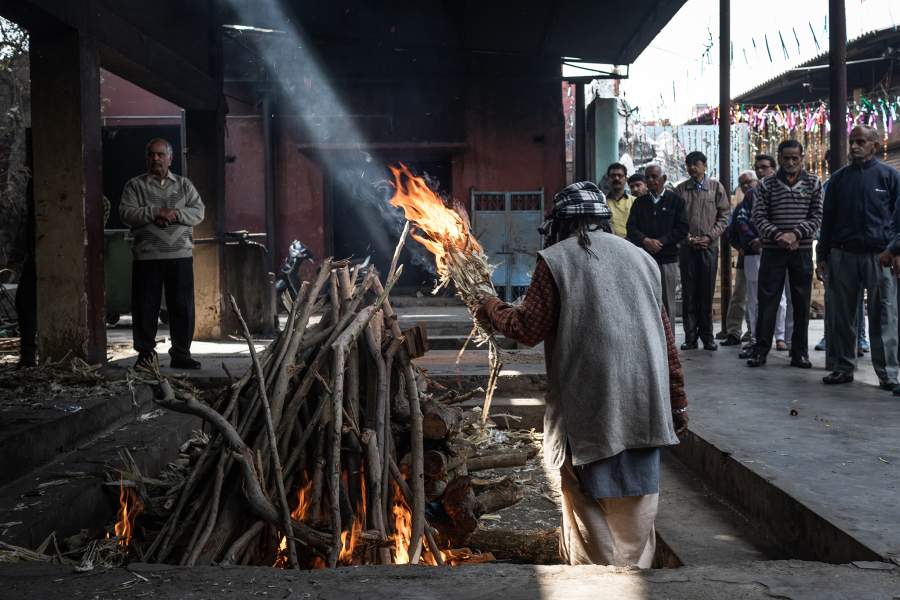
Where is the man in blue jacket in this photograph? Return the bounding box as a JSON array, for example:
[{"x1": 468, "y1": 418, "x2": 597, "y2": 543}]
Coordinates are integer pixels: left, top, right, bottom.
[{"x1": 817, "y1": 125, "x2": 900, "y2": 386}]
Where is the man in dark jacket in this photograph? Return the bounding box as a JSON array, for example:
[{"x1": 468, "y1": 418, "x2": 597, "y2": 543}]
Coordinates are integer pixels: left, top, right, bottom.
[
  {"x1": 627, "y1": 165, "x2": 689, "y2": 320},
  {"x1": 817, "y1": 125, "x2": 900, "y2": 387}
]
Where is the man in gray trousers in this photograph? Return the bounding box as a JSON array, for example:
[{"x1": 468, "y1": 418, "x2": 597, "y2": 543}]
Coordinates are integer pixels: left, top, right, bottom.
[{"x1": 817, "y1": 125, "x2": 900, "y2": 387}]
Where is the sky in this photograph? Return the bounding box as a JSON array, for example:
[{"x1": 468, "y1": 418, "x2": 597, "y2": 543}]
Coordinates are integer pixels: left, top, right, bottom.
[{"x1": 566, "y1": 0, "x2": 898, "y2": 123}]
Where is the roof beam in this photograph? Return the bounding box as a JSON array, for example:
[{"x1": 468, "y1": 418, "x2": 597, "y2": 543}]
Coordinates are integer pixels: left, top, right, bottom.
[{"x1": 1, "y1": 0, "x2": 220, "y2": 110}]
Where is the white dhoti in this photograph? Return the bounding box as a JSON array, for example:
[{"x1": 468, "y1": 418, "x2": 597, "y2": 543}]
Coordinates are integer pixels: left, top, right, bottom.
[{"x1": 558, "y1": 458, "x2": 658, "y2": 567}]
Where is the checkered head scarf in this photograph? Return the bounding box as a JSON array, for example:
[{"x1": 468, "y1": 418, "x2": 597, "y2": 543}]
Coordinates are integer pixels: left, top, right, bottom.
[{"x1": 539, "y1": 181, "x2": 611, "y2": 238}]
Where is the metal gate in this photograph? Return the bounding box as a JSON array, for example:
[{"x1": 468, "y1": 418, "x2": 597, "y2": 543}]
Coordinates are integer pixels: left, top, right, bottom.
[{"x1": 470, "y1": 189, "x2": 544, "y2": 301}]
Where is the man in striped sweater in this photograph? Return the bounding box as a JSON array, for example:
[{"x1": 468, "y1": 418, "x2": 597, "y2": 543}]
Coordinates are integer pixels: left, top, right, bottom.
[
  {"x1": 119, "y1": 138, "x2": 205, "y2": 370},
  {"x1": 747, "y1": 139, "x2": 823, "y2": 368}
]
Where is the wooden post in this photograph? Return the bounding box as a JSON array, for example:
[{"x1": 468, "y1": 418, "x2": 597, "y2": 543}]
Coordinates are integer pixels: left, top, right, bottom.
[
  {"x1": 718, "y1": 0, "x2": 732, "y2": 331},
  {"x1": 185, "y1": 7, "x2": 226, "y2": 340},
  {"x1": 30, "y1": 25, "x2": 105, "y2": 363},
  {"x1": 829, "y1": 0, "x2": 848, "y2": 173}
]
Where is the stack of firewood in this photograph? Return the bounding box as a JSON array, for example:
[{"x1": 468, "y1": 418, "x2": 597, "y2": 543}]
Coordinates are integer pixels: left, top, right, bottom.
[{"x1": 123, "y1": 257, "x2": 523, "y2": 569}]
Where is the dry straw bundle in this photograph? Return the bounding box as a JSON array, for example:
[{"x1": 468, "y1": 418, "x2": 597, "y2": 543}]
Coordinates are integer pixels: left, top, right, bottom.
[{"x1": 388, "y1": 164, "x2": 503, "y2": 420}]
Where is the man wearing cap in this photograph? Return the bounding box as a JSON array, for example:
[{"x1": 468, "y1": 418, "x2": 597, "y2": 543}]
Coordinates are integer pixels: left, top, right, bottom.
[{"x1": 476, "y1": 181, "x2": 687, "y2": 567}]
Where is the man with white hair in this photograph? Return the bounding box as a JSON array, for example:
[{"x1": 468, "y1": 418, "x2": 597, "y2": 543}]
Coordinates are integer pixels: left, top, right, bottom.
[
  {"x1": 120, "y1": 138, "x2": 206, "y2": 370},
  {"x1": 720, "y1": 170, "x2": 758, "y2": 346},
  {"x1": 817, "y1": 125, "x2": 900, "y2": 387}
]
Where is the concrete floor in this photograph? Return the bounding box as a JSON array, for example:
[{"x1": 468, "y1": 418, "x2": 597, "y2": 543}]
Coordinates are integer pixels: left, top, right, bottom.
[
  {"x1": 1, "y1": 560, "x2": 899, "y2": 600},
  {"x1": 7, "y1": 307, "x2": 900, "y2": 597}
]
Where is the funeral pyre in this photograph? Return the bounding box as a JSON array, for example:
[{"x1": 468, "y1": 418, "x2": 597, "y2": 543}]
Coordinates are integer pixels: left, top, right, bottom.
[{"x1": 85, "y1": 258, "x2": 527, "y2": 570}]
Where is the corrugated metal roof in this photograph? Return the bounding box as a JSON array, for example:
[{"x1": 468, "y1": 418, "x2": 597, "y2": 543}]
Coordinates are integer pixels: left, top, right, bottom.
[{"x1": 734, "y1": 27, "x2": 900, "y2": 102}]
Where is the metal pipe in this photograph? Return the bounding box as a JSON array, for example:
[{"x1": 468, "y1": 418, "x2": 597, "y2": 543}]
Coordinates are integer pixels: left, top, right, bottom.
[
  {"x1": 829, "y1": 0, "x2": 848, "y2": 174},
  {"x1": 719, "y1": 0, "x2": 732, "y2": 331},
  {"x1": 575, "y1": 82, "x2": 586, "y2": 181},
  {"x1": 262, "y1": 91, "x2": 276, "y2": 272}
]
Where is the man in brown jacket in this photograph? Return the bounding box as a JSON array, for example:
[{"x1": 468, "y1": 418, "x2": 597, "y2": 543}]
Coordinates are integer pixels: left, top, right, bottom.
[{"x1": 675, "y1": 151, "x2": 731, "y2": 350}]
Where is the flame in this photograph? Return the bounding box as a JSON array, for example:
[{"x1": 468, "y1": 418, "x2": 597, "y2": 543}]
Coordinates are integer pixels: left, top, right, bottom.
[
  {"x1": 338, "y1": 468, "x2": 367, "y2": 565},
  {"x1": 275, "y1": 477, "x2": 316, "y2": 568},
  {"x1": 388, "y1": 163, "x2": 482, "y2": 277},
  {"x1": 113, "y1": 478, "x2": 143, "y2": 549},
  {"x1": 292, "y1": 478, "x2": 314, "y2": 521},
  {"x1": 390, "y1": 482, "x2": 413, "y2": 564}
]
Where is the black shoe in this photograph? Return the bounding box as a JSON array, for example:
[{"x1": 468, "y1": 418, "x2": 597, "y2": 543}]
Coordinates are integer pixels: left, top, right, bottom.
[
  {"x1": 856, "y1": 347, "x2": 865, "y2": 357},
  {"x1": 721, "y1": 335, "x2": 742, "y2": 346},
  {"x1": 703, "y1": 340, "x2": 718, "y2": 351},
  {"x1": 715, "y1": 331, "x2": 727, "y2": 340},
  {"x1": 823, "y1": 371, "x2": 853, "y2": 385},
  {"x1": 747, "y1": 354, "x2": 767, "y2": 367},
  {"x1": 680, "y1": 341, "x2": 698, "y2": 350},
  {"x1": 879, "y1": 380, "x2": 898, "y2": 391},
  {"x1": 790, "y1": 356, "x2": 812, "y2": 369},
  {"x1": 135, "y1": 351, "x2": 158, "y2": 371},
  {"x1": 170, "y1": 356, "x2": 202, "y2": 370},
  {"x1": 738, "y1": 346, "x2": 755, "y2": 359}
]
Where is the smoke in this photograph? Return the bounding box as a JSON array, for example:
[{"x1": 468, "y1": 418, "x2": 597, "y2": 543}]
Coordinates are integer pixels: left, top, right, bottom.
[{"x1": 223, "y1": 0, "x2": 438, "y2": 275}]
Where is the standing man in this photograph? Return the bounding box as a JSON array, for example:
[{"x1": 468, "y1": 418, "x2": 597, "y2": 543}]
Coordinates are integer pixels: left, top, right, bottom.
[
  {"x1": 627, "y1": 164, "x2": 690, "y2": 321},
  {"x1": 605, "y1": 163, "x2": 635, "y2": 238},
  {"x1": 675, "y1": 151, "x2": 731, "y2": 350},
  {"x1": 119, "y1": 138, "x2": 205, "y2": 370},
  {"x1": 720, "y1": 171, "x2": 758, "y2": 345},
  {"x1": 746, "y1": 140, "x2": 823, "y2": 368},
  {"x1": 817, "y1": 125, "x2": 900, "y2": 387},
  {"x1": 478, "y1": 182, "x2": 686, "y2": 567},
  {"x1": 628, "y1": 173, "x2": 648, "y2": 198},
  {"x1": 736, "y1": 155, "x2": 789, "y2": 358}
]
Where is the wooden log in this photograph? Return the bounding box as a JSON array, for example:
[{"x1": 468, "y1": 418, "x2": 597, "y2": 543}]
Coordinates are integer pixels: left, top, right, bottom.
[
  {"x1": 402, "y1": 324, "x2": 428, "y2": 359},
  {"x1": 439, "y1": 475, "x2": 479, "y2": 544},
  {"x1": 466, "y1": 451, "x2": 534, "y2": 472},
  {"x1": 270, "y1": 261, "x2": 332, "y2": 426},
  {"x1": 421, "y1": 400, "x2": 463, "y2": 440},
  {"x1": 424, "y1": 478, "x2": 447, "y2": 501},
  {"x1": 230, "y1": 295, "x2": 299, "y2": 570},
  {"x1": 474, "y1": 478, "x2": 524, "y2": 515},
  {"x1": 399, "y1": 351, "x2": 425, "y2": 564},
  {"x1": 423, "y1": 450, "x2": 448, "y2": 480},
  {"x1": 467, "y1": 527, "x2": 561, "y2": 564},
  {"x1": 219, "y1": 520, "x2": 265, "y2": 566}
]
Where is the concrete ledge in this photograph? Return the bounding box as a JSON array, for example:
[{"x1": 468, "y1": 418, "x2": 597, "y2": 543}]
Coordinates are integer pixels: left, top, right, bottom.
[
  {"x1": 2, "y1": 560, "x2": 899, "y2": 599},
  {"x1": 0, "y1": 385, "x2": 154, "y2": 488},
  {"x1": 672, "y1": 429, "x2": 884, "y2": 564},
  {"x1": 0, "y1": 396, "x2": 202, "y2": 548}
]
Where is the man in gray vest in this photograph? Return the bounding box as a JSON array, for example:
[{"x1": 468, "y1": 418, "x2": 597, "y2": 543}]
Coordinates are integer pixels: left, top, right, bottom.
[
  {"x1": 119, "y1": 138, "x2": 205, "y2": 370},
  {"x1": 476, "y1": 182, "x2": 687, "y2": 567}
]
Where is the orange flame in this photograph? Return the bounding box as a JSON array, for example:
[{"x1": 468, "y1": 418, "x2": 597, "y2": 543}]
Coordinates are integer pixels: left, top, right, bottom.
[
  {"x1": 114, "y1": 478, "x2": 143, "y2": 549},
  {"x1": 339, "y1": 468, "x2": 367, "y2": 565},
  {"x1": 390, "y1": 482, "x2": 413, "y2": 564},
  {"x1": 388, "y1": 163, "x2": 482, "y2": 277},
  {"x1": 275, "y1": 477, "x2": 315, "y2": 568}
]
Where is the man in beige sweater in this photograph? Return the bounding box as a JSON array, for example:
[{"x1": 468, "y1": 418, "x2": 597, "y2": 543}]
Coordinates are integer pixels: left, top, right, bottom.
[
  {"x1": 675, "y1": 151, "x2": 731, "y2": 351},
  {"x1": 119, "y1": 138, "x2": 205, "y2": 370}
]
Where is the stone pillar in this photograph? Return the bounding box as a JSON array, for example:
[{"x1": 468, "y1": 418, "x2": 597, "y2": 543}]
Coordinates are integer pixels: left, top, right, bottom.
[
  {"x1": 30, "y1": 26, "x2": 106, "y2": 363},
  {"x1": 185, "y1": 108, "x2": 226, "y2": 339}
]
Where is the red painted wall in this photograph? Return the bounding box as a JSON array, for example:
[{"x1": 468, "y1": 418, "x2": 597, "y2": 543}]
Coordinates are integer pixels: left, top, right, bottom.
[
  {"x1": 274, "y1": 118, "x2": 325, "y2": 279},
  {"x1": 101, "y1": 70, "x2": 180, "y2": 125},
  {"x1": 223, "y1": 116, "x2": 265, "y2": 233},
  {"x1": 453, "y1": 78, "x2": 566, "y2": 205},
  {"x1": 101, "y1": 69, "x2": 564, "y2": 274}
]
